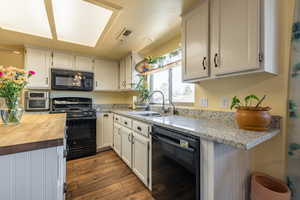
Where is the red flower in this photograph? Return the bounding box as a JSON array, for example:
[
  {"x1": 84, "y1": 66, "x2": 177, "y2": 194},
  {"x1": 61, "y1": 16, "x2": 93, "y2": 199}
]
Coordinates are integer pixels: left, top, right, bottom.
[
  {"x1": 28, "y1": 70, "x2": 36, "y2": 76},
  {"x1": 0, "y1": 72, "x2": 3, "y2": 77}
]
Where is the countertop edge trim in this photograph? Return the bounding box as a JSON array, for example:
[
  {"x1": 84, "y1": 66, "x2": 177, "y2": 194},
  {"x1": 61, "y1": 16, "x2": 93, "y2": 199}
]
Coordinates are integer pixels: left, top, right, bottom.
[{"x1": 0, "y1": 138, "x2": 64, "y2": 156}]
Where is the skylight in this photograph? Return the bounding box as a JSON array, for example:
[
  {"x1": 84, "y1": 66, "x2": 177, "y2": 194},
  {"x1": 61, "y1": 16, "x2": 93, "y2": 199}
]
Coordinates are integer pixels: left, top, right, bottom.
[
  {"x1": 0, "y1": 0, "x2": 52, "y2": 38},
  {"x1": 52, "y1": 0, "x2": 113, "y2": 47}
]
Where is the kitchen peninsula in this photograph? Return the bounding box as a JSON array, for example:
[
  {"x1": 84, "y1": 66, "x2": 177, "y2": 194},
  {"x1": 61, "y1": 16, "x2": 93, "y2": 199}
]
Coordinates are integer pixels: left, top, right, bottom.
[{"x1": 0, "y1": 113, "x2": 66, "y2": 200}]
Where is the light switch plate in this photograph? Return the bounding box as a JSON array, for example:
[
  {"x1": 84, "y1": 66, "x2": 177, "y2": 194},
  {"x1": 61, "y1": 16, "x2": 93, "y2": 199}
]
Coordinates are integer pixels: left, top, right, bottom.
[{"x1": 220, "y1": 97, "x2": 230, "y2": 109}]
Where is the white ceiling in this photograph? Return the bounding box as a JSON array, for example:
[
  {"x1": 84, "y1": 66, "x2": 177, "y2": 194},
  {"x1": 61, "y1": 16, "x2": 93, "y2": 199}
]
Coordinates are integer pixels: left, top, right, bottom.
[{"x1": 0, "y1": 0, "x2": 199, "y2": 60}]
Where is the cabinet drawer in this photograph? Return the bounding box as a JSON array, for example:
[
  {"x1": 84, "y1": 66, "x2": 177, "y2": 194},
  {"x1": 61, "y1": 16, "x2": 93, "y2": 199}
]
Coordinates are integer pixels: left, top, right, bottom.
[
  {"x1": 132, "y1": 120, "x2": 150, "y2": 137},
  {"x1": 121, "y1": 117, "x2": 132, "y2": 129},
  {"x1": 114, "y1": 115, "x2": 121, "y2": 124}
]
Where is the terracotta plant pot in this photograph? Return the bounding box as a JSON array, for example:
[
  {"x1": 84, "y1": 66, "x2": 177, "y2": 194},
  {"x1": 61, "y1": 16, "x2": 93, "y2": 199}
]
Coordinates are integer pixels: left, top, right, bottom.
[
  {"x1": 235, "y1": 108, "x2": 272, "y2": 131},
  {"x1": 251, "y1": 173, "x2": 291, "y2": 200}
]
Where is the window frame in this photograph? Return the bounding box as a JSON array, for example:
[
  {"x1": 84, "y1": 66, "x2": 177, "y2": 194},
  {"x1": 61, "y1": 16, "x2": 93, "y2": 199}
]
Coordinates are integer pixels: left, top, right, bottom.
[{"x1": 149, "y1": 66, "x2": 195, "y2": 104}]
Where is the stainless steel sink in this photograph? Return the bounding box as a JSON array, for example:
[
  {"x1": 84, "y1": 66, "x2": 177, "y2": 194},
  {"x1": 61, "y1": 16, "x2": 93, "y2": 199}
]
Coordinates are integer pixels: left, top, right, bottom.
[{"x1": 128, "y1": 111, "x2": 162, "y2": 117}]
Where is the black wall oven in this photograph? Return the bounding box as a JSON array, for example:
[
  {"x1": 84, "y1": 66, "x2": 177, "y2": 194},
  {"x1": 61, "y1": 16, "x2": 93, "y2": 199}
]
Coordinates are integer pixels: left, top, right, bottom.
[
  {"x1": 51, "y1": 69, "x2": 94, "y2": 91},
  {"x1": 151, "y1": 125, "x2": 200, "y2": 200}
]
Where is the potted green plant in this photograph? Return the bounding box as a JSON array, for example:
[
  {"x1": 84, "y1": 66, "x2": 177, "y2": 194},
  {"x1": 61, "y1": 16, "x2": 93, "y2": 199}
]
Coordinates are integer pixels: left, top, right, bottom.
[
  {"x1": 135, "y1": 75, "x2": 150, "y2": 105},
  {"x1": 231, "y1": 95, "x2": 272, "y2": 131},
  {"x1": 0, "y1": 66, "x2": 35, "y2": 125}
]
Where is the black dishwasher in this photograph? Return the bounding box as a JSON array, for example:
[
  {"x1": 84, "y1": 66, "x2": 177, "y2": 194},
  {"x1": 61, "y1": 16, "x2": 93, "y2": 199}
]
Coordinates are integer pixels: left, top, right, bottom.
[{"x1": 151, "y1": 125, "x2": 200, "y2": 200}]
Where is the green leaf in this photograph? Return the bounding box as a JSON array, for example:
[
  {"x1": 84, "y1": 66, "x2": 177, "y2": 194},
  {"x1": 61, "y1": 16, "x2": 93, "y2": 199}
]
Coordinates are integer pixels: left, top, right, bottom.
[
  {"x1": 288, "y1": 151, "x2": 294, "y2": 156},
  {"x1": 231, "y1": 96, "x2": 241, "y2": 110},
  {"x1": 289, "y1": 143, "x2": 300, "y2": 151},
  {"x1": 244, "y1": 94, "x2": 259, "y2": 106}
]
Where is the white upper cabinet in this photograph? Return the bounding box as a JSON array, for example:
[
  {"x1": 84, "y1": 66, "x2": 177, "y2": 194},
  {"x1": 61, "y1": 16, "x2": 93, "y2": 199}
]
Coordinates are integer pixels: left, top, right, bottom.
[
  {"x1": 52, "y1": 51, "x2": 74, "y2": 70},
  {"x1": 53, "y1": 52, "x2": 94, "y2": 72},
  {"x1": 119, "y1": 52, "x2": 142, "y2": 90},
  {"x1": 182, "y1": 0, "x2": 278, "y2": 82},
  {"x1": 119, "y1": 59, "x2": 126, "y2": 89},
  {"x1": 182, "y1": 0, "x2": 209, "y2": 81},
  {"x1": 211, "y1": 0, "x2": 260, "y2": 76},
  {"x1": 74, "y1": 56, "x2": 94, "y2": 72},
  {"x1": 125, "y1": 55, "x2": 132, "y2": 89},
  {"x1": 94, "y1": 59, "x2": 119, "y2": 91},
  {"x1": 25, "y1": 47, "x2": 51, "y2": 89}
]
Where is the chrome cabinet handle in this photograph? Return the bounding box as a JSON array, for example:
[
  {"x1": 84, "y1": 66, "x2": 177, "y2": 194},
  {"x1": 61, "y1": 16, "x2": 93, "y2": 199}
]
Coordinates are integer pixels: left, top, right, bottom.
[
  {"x1": 202, "y1": 57, "x2": 207, "y2": 70},
  {"x1": 132, "y1": 136, "x2": 134, "y2": 144},
  {"x1": 96, "y1": 81, "x2": 98, "y2": 87},
  {"x1": 214, "y1": 53, "x2": 219, "y2": 68},
  {"x1": 103, "y1": 114, "x2": 109, "y2": 117},
  {"x1": 128, "y1": 134, "x2": 131, "y2": 142},
  {"x1": 46, "y1": 77, "x2": 49, "y2": 85}
]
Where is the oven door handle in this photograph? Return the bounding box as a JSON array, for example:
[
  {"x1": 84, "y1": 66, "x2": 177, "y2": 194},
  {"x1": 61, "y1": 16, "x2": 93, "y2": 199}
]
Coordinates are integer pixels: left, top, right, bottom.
[{"x1": 154, "y1": 135, "x2": 195, "y2": 152}]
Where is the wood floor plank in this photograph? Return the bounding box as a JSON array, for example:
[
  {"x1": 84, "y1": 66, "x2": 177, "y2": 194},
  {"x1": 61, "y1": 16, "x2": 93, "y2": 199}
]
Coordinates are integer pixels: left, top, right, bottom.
[{"x1": 67, "y1": 150, "x2": 154, "y2": 200}]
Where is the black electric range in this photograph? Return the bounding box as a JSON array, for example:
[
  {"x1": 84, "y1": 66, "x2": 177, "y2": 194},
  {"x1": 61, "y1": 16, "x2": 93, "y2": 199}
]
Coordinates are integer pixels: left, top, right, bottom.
[{"x1": 50, "y1": 97, "x2": 97, "y2": 160}]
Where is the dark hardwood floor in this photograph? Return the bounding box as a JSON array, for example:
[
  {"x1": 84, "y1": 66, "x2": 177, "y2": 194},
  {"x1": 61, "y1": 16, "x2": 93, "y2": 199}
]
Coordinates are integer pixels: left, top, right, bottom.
[{"x1": 67, "y1": 150, "x2": 154, "y2": 200}]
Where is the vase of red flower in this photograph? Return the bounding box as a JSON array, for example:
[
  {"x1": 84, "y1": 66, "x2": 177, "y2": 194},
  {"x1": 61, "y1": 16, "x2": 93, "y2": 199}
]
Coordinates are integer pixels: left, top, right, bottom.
[{"x1": 0, "y1": 66, "x2": 35, "y2": 125}]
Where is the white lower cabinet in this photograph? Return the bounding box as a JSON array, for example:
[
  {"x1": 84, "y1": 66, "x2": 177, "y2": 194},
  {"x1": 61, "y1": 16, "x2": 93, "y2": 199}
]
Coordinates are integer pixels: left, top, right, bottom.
[
  {"x1": 132, "y1": 132, "x2": 149, "y2": 186},
  {"x1": 113, "y1": 124, "x2": 122, "y2": 156},
  {"x1": 113, "y1": 115, "x2": 151, "y2": 188},
  {"x1": 0, "y1": 146, "x2": 65, "y2": 200},
  {"x1": 97, "y1": 113, "x2": 114, "y2": 150},
  {"x1": 120, "y1": 127, "x2": 132, "y2": 168}
]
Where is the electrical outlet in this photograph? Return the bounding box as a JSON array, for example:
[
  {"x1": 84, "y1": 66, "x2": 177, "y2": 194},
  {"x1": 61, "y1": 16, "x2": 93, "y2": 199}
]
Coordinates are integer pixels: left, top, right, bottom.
[
  {"x1": 200, "y1": 97, "x2": 208, "y2": 107},
  {"x1": 220, "y1": 97, "x2": 230, "y2": 109}
]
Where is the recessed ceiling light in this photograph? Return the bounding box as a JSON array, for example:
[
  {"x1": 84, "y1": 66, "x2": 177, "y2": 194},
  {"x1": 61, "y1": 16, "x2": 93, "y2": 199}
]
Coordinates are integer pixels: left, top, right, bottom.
[
  {"x1": 0, "y1": 0, "x2": 52, "y2": 38},
  {"x1": 52, "y1": 0, "x2": 113, "y2": 47}
]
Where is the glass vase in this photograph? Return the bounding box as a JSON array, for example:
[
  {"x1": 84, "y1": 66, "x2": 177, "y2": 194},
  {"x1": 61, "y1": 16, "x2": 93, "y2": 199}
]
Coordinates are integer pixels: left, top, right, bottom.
[{"x1": 0, "y1": 98, "x2": 24, "y2": 125}]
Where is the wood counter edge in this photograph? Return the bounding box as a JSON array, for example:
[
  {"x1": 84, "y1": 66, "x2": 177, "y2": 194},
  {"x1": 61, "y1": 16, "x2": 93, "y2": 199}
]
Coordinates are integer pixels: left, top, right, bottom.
[{"x1": 0, "y1": 138, "x2": 64, "y2": 156}]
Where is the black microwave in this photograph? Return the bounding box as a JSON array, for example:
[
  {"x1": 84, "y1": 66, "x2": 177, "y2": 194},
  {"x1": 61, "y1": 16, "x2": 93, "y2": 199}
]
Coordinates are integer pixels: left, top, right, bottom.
[{"x1": 51, "y1": 69, "x2": 94, "y2": 91}]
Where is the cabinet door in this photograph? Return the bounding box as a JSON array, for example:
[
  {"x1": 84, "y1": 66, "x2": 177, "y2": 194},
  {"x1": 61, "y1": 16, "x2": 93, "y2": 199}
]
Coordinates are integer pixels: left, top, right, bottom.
[
  {"x1": 113, "y1": 124, "x2": 121, "y2": 156},
  {"x1": 25, "y1": 48, "x2": 51, "y2": 89},
  {"x1": 131, "y1": 53, "x2": 142, "y2": 89},
  {"x1": 182, "y1": 1, "x2": 209, "y2": 81},
  {"x1": 119, "y1": 59, "x2": 126, "y2": 89},
  {"x1": 132, "y1": 132, "x2": 149, "y2": 186},
  {"x1": 74, "y1": 56, "x2": 94, "y2": 72},
  {"x1": 102, "y1": 113, "x2": 114, "y2": 147},
  {"x1": 125, "y1": 55, "x2": 132, "y2": 89},
  {"x1": 120, "y1": 127, "x2": 132, "y2": 168},
  {"x1": 94, "y1": 59, "x2": 119, "y2": 90},
  {"x1": 211, "y1": 0, "x2": 260, "y2": 75},
  {"x1": 52, "y1": 52, "x2": 74, "y2": 70},
  {"x1": 96, "y1": 114, "x2": 103, "y2": 149}
]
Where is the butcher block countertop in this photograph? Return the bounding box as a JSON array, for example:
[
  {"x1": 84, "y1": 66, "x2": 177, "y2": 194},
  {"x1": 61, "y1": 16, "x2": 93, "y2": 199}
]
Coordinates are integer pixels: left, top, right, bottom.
[{"x1": 0, "y1": 113, "x2": 66, "y2": 155}]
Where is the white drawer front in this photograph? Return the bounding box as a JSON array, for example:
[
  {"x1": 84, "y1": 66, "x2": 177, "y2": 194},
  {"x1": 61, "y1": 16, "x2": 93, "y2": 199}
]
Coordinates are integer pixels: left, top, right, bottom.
[
  {"x1": 114, "y1": 114, "x2": 121, "y2": 124},
  {"x1": 121, "y1": 116, "x2": 132, "y2": 129},
  {"x1": 132, "y1": 120, "x2": 150, "y2": 137}
]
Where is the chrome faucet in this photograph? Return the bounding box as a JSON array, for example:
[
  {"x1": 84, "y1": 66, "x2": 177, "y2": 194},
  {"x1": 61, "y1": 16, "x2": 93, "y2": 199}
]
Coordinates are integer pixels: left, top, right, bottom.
[{"x1": 145, "y1": 90, "x2": 168, "y2": 113}]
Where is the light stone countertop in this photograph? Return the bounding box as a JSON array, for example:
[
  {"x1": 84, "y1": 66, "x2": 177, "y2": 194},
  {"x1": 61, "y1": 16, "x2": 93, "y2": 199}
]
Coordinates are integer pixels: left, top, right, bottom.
[{"x1": 111, "y1": 109, "x2": 280, "y2": 150}]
